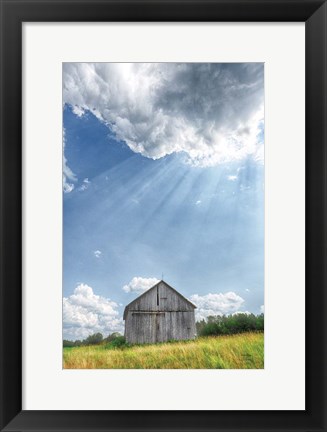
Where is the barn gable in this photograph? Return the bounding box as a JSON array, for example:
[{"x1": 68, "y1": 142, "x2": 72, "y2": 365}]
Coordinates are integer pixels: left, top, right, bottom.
[{"x1": 123, "y1": 280, "x2": 196, "y2": 320}]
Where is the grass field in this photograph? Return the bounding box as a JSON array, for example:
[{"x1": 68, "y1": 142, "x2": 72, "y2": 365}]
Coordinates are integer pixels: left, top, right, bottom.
[{"x1": 63, "y1": 332, "x2": 264, "y2": 369}]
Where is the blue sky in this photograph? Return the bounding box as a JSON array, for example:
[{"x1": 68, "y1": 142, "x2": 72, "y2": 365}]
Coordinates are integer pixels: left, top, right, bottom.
[{"x1": 63, "y1": 63, "x2": 264, "y2": 340}]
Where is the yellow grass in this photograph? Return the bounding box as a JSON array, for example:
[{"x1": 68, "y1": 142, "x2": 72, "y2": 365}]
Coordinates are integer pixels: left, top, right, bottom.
[{"x1": 63, "y1": 332, "x2": 264, "y2": 369}]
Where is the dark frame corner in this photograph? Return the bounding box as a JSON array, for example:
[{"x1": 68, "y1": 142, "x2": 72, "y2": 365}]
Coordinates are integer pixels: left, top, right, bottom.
[{"x1": 1, "y1": 1, "x2": 326, "y2": 431}]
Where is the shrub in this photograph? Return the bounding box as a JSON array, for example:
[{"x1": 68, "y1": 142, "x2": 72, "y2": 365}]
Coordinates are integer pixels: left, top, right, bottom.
[
  {"x1": 110, "y1": 336, "x2": 127, "y2": 348},
  {"x1": 104, "y1": 336, "x2": 128, "y2": 350}
]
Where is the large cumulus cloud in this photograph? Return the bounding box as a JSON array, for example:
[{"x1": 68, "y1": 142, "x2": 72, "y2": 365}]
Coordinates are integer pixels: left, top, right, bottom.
[
  {"x1": 190, "y1": 291, "x2": 245, "y2": 320},
  {"x1": 63, "y1": 63, "x2": 264, "y2": 167},
  {"x1": 122, "y1": 276, "x2": 159, "y2": 294},
  {"x1": 63, "y1": 283, "x2": 123, "y2": 340}
]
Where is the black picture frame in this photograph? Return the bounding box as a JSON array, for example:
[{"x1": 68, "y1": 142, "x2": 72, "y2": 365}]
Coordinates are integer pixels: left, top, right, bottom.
[{"x1": 0, "y1": 0, "x2": 326, "y2": 431}]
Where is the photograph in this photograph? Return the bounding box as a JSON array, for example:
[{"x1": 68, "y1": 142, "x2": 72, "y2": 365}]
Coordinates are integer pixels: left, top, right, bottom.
[{"x1": 62, "y1": 62, "x2": 265, "y2": 369}]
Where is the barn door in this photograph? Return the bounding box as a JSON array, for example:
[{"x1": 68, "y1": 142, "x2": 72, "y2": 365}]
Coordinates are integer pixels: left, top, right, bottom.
[
  {"x1": 130, "y1": 312, "x2": 157, "y2": 344},
  {"x1": 156, "y1": 312, "x2": 166, "y2": 343}
]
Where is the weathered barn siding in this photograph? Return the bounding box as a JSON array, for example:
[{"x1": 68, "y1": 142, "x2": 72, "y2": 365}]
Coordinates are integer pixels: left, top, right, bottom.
[{"x1": 124, "y1": 281, "x2": 196, "y2": 344}]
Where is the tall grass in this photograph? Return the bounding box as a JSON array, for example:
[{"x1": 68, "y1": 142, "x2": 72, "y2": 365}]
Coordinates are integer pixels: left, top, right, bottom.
[{"x1": 63, "y1": 332, "x2": 264, "y2": 369}]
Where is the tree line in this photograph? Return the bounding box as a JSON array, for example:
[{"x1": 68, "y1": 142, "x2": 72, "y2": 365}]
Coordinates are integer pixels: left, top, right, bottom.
[
  {"x1": 63, "y1": 313, "x2": 264, "y2": 347},
  {"x1": 63, "y1": 332, "x2": 122, "y2": 347},
  {"x1": 196, "y1": 313, "x2": 264, "y2": 336}
]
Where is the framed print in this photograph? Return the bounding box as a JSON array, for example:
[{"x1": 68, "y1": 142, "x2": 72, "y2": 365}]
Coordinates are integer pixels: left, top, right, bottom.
[{"x1": 0, "y1": 0, "x2": 326, "y2": 431}]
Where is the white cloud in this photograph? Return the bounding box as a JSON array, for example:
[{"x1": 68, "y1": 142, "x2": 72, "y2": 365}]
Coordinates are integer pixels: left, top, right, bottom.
[
  {"x1": 195, "y1": 200, "x2": 202, "y2": 205},
  {"x1": 63, "y1": 128, "x2": 77, "y2": 193},
  {"x1": 190, "y1": 292, "x2": 245, "y2": 320},
  {"x1": 232, "y1": 310, "x2": 251, "y2": 316},
  {"x1": 78, "y1": 177, "x2": 91, "y2": 192},
  {"x1": 63, "y1": 283, "x2": 123, "y2": 340},
  {"x1": 245, "y1": 288, "x2": 250, "y2": 292},
  {"x1": 260, "y1": 305, "x2": 264, "y2": 313},
  {"x1": 63, "y1": 63, "x2": 264, "y2": 168},
  {"x1": 72, "y1": 105, "x2": 85, "y2": 117},
  {"x1": 63, "y1": 182, "x2": 74, "y2": 193},
  {"x1": 122, "y1": 276, "x2": 159, "y2": 294},
  {"x1": 93, "y1": 250, "x2": 102, "y2": 258},
  {"x1": 227, "y1": 175, "x2": 238, "y2": 181}
]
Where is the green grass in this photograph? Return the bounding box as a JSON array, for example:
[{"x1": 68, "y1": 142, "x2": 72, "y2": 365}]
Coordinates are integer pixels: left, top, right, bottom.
[{"x1": 63, "y1": 332, "x2": 264, "y2": 369}]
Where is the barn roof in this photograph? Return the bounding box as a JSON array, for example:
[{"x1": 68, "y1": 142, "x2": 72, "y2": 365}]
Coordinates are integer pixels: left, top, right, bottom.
[{"x1": 123, "y1": 280, "x2": 196, "y2": 320}]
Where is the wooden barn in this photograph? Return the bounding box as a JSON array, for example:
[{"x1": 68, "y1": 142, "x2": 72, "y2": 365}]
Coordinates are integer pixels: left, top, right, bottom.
[{"x1": 123, "y1": 280, "x2": 197, "y2": 344}]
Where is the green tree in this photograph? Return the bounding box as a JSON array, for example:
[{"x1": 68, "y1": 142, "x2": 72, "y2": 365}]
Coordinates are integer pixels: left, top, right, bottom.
[{"x1": 83, "y1": 332, "x2": 103, "y2": 345}]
